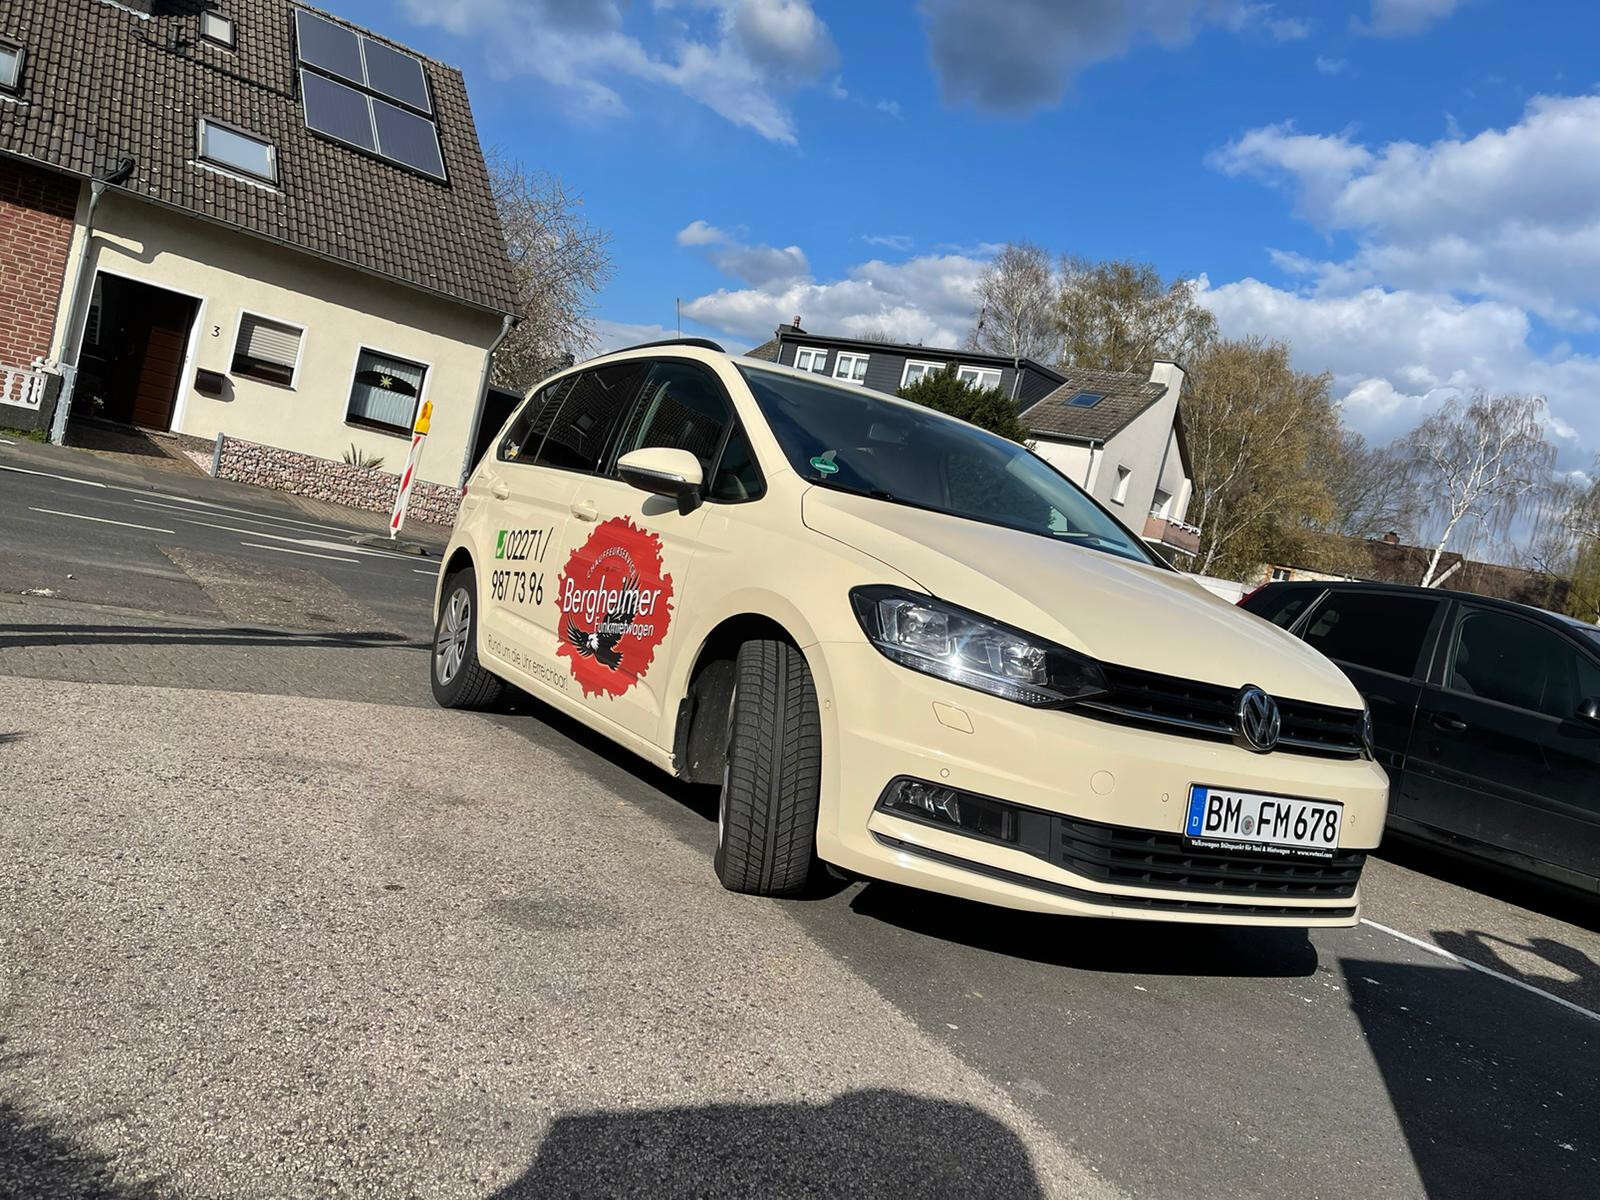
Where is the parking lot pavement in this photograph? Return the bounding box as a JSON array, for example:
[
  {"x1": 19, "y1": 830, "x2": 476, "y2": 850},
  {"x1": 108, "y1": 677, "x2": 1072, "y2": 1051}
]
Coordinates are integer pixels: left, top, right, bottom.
[{"x1": 2, "y1": 490, "x2": 1597, "y2": 1198}]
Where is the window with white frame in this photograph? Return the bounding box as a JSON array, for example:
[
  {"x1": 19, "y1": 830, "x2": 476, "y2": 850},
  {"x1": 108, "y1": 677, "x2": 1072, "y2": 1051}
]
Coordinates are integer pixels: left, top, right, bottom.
[
  {"x1": 201, "y1": 13, "x2": 236, "y2": 49},
  {"x1": 346, "y1": 348, "x2": 427, "y2": 435},
  {"x1": 1152, "y1": 488, "x2": 1172, "y2": 518},
  {"x1": 1270, "y1": 567, "x2": 1291, "y2": 582},
  {"x1": 833, "y1": 352, "x2": 869, "y2": 384},
  {"x1": 1111, "y1": 466, "x2": 1132, "y2": 504},
  {"x1": 956, "y1": 365, "x2": 1002, "y2": 391},
  {"x1": 793, "y1": 346, "x2": 827, "y2": 373},
  {"x1": 231, "y1": 314, "x2": 303, "y2": 387},
  {"x1": 0, "y1": 42, "x2": 24, "y2": 94},
  {"x1": 901, "y1": 360, "x2": 945, "y2": 387},
  {"x1": 198, "y1": 118, "x2": 277, "y2": 183}
]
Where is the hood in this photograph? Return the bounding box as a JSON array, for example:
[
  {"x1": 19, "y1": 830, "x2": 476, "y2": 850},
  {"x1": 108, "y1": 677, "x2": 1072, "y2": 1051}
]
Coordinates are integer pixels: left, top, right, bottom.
[{"x1": 802, "y1": 488, "x2": 1359, "y2": 708}]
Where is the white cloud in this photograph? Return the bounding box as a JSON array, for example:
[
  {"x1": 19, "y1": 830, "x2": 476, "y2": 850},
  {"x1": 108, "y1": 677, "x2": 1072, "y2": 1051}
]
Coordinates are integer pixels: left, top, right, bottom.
[
  {"x1": 917, "y1": 1, "x2": 1313, "y2": 113},
  {"x1": 862, "y1": 233, "x2": 914, "y2": 251},
  {"x1": 681, "y1": 248, "x2": 988, "y2": 348},
  {"x1": 401, "y1": 0, "x2": 836, "y2": 144},
  {"x1": 676, "y1": 220, "x2": 809, "y2": 286},
  {"x1": 1354, "y1": 0, "x2": 1464, "y2": 38},
  {"x1": 1314, "y1": 55, "x2": 1348, "y2": 76},
  {"x1": 1210, "y1": 96, "x2": 1600, "y2": 329},
  {"x1": 591, "y1": 318, "x2": 679, "y2": 355}
]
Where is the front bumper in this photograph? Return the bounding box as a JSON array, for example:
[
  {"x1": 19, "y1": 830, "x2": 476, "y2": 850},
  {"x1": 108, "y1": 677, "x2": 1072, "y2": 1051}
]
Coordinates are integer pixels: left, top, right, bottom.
[{"x1": 810, "y1": 643, "x2": 1390, "y2": 927}]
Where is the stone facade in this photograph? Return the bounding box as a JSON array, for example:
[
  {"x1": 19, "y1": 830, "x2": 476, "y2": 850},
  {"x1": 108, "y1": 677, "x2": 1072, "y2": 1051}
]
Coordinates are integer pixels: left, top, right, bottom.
[
  {"x1": 0, "y1": 158, "x2": 78, "y2": 368},
  {"x1": 213, "y1": 435, "x2": 462, "y2": 528}
]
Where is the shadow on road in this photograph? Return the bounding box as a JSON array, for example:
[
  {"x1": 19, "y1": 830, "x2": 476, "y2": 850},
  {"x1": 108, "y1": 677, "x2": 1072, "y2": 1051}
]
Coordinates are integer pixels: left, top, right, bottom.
[
  {"x1": 1343, "y1": 957, "x2": 1598, "y2": 1199},
  {"x1": 491, "y1": 1090, "x2": 1044, "y2": 1199},
  {"x1": 0, "y1": 623, "x2": 423, "y2": 652},
  {"x1": 848, "y1": 880, "x2": 1319, "y2": 976},
  {"x1": 1429, "y1": 928, "x2": 1600, "y2": 1013},
  {"x1": 1379, "y1": 834, "x2": 1600, "y2": 932},
  {"x1": 0, "y1": 1096, "x2": 162, "y2": 1199}
]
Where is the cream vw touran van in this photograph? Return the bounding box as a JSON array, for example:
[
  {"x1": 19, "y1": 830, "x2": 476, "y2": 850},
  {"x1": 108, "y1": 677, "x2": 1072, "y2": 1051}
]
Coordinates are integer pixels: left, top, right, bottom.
[{"x1": 432, "y1": 341, "x2": 1387, "y2": 926}]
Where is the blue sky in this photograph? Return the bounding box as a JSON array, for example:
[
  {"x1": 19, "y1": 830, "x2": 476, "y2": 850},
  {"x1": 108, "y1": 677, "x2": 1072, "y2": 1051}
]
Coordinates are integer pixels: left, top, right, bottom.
[{"x1": 323, "y1": 1, "x2": 1600, "y2": 468}]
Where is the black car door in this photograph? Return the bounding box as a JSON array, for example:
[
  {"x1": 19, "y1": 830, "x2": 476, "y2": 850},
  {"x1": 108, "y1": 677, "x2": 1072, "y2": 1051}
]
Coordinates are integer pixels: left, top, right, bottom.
[
  {"x1": 1295, "y1": 588, "x2": 1445, "y2": 787},
  {"x1": 1405, "y1": 605, "x2": 1600, "y2": 879}
]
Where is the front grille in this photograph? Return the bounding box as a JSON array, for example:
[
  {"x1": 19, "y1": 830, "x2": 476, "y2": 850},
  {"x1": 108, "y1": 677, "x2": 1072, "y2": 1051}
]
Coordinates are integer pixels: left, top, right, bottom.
[
  {"x1": 1057, "y1": 815, "x2": 1366, "y2": 900},
  {"x1": 1079, "y1": 663, "x2": 1367, "y2": 758}
]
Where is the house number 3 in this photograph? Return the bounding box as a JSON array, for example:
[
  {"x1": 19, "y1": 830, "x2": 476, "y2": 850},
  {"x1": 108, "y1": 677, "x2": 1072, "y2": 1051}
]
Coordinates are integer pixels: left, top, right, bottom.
[{"x1": 212, "y1": 324, "x2": 222, "y2": 337}]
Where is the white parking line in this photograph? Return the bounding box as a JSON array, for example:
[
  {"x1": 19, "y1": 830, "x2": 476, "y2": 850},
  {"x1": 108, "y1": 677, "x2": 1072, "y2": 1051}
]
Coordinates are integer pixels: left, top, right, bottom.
[
  {"x1": 240, "y1": 541, "x2": 360, "y2": 564},
  {"x1": 28, "y1": 506, "x2": 173, "y2": 533},
  {"x1": 1361, "y1": 918, "x2": 1600, "y2": 1026},
  {"x1": 413, "y1": 569, "x2": 435, "y2": 576},
  {"x1": 0, "y1": 437, "x2": 15, "y2": 445},
  {"x1": 2, "y1": 464, "x2": 108, "y2": 487}
]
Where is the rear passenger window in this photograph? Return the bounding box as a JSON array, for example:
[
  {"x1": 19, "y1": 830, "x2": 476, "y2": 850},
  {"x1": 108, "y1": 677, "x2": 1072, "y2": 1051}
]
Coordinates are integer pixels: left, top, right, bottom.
[
  {"x1": 536, "y1": 361, "x2": 649, "y2": 473},
  {"x1": 1302, "y1": 592, "x2": 1438, "y2": 678},
  {"x1": 498, "y1": 378, "x2": 570, "y2": 464},
  {"x1": 1448, "y1": 611, "x2": 1584, "y2": 719},
  {"x1": 1245, "y1": 587, "x2": 1317, "y2": 630}
]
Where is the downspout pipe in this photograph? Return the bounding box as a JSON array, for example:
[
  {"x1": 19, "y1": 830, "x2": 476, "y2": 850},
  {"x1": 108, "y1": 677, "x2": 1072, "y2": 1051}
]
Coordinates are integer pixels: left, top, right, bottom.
[
  {"x1": 50, "y1": 157, "x2": 136, "y2": 444},
  {"x1": 458, "y1": 313, "x2": 516, "y2": 488}
]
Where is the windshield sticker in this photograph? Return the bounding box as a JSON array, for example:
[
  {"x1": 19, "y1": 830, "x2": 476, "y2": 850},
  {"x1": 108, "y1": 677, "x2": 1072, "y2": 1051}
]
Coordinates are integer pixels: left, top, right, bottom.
[
  {"x1": 809, "y1": 452, "x2": 840, "y2": 476},
  {"x1": 557, "y1": 516, "x2": 676, "y2": 699}
]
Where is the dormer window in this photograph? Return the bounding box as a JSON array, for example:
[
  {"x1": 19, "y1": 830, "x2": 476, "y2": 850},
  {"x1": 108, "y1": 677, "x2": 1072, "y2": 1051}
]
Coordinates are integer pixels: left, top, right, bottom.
[
  {"x1": 201, "y1": 13, "x2": 236, "y2": 50},
  {"x1": 0, "y1": 42, "x2": 24, "y2": 94},
  {"x1": 198, "y1": 117, "x2": 277, "y2": 184}
]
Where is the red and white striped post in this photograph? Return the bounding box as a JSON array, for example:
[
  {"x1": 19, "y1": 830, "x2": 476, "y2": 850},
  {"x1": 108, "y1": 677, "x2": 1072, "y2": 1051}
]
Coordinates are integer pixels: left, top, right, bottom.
[{"x1": 389, "y1": 400, "x2": 433, "y2": 540}]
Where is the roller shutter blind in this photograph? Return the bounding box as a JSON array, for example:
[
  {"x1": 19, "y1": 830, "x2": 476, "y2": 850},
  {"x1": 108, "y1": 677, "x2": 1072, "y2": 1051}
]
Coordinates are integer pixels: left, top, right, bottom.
[{"x1": 231, "y1": 315, "x2": 303, "y2": 386}]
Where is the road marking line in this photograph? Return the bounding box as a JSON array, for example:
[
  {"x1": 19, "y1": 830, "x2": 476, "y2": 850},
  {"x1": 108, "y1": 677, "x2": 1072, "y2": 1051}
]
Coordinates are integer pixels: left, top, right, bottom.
[
  {"x1": 176, "y1": 516, "x2": 419, "y2": 562},
  {"x1": 1361, "y1": 918, "x2": 1600, "y2": 1026},
  {"x1": 239, "y1": 541, "x2": 360, "y2": 563},
  {"x1": 126, "y1": 494, "x2": 363, "y2": 537},
  {"x1": 0, "y1": 437, "x2": 15, "y2": 444},
  {"x1": 1, "y1": 464, "x2": 108, "y2": 487},
  {"x1": 413, "y1": 569, "x2": 435, "y2": 576},
  {"x1": 28, "y1": 506, "x2": 173, "y2": 533}
]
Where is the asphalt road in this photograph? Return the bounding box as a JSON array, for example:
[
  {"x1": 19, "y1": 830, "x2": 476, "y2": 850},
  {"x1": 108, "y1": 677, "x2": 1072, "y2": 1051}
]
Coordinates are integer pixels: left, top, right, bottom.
[{"x1": 2, "y1": 441, "x2": 1596, "y2": 1199}]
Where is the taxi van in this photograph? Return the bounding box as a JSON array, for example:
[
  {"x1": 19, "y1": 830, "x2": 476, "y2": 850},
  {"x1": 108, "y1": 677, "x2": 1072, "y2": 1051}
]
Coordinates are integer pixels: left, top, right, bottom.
[{"x1": 432, "y1": 340, "x2": 1388, "y2": 926}]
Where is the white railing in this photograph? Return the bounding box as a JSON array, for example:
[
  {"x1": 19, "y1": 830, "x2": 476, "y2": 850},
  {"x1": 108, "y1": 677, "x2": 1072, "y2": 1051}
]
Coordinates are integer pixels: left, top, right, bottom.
[{"x1": 0, "y1": 364, "x2": 48, "y2": 412}]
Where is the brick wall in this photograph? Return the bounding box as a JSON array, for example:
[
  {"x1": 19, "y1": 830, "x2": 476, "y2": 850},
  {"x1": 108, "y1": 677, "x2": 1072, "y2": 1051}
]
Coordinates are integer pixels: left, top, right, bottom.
[{"x1": 0, "y1": 158, "x2": 79, "y2": 368}]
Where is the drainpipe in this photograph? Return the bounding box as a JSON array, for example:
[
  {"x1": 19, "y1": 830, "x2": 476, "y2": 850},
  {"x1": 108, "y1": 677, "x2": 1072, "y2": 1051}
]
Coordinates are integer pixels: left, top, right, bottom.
[
  {"x1": 50, "y1": 157, "x2": 136, "y2": 445},
  {"x1": 457, "y1": 313, "x2": 516, "y2": 488},
  {"x1": 1082, "y1": 438, "x2": 1102, "y2": 489}
]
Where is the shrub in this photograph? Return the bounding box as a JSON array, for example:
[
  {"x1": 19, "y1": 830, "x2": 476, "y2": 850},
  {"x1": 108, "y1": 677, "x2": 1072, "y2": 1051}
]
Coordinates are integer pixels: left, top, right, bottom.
[{"x1": 896, "y1": 365, "x2": 1031, "y2": 443}]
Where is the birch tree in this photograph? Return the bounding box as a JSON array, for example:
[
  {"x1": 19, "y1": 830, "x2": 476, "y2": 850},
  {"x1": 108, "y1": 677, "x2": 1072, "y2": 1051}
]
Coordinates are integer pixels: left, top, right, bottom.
[
  {"x1": 1400, "y1": 393, "x2": 1555, "y2": 587},
  {"x1": 1055, "y1": 258, "x2": 1217, "y2": 373},
  {"x1": 967, "y1": 242, "x2": 1059, "y2": 362},
  {"x1": 488, "y1": 153, "x2": 613, "y2": 393}
]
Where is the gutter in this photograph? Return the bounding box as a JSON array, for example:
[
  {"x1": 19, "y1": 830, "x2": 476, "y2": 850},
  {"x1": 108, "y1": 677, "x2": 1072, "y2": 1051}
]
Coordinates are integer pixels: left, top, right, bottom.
[
  {"x1": 458, "y1": 312, "x2": 516, "y2": 488},
  {"x1": 49, "y1": 157, "x2": 136, "y2": 444}
]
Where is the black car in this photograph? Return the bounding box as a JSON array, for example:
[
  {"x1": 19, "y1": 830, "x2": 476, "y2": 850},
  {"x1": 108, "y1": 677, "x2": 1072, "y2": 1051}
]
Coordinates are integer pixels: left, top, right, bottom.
[{"x1": 1241, "y1": 581, "x2": 1600, "y2": 895}]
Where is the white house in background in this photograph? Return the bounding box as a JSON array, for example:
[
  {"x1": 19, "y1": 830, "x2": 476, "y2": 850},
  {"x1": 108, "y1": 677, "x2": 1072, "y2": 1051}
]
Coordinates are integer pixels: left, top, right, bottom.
[{"x1": 1020, "y1": 361, "x2": 1200, "y2": 559}]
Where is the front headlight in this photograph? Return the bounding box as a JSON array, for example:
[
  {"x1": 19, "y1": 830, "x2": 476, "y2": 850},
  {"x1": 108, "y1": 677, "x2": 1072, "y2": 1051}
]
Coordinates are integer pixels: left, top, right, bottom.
[{"x1": 850, "y1": 585, "x2": 1107, "y2": 707}]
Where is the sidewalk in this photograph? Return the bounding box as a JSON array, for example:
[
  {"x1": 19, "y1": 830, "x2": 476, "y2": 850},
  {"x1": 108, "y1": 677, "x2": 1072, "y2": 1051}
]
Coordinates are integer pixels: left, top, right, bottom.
[{"x1": 0, "y1": 434, "x2": 453, "y2": 551}]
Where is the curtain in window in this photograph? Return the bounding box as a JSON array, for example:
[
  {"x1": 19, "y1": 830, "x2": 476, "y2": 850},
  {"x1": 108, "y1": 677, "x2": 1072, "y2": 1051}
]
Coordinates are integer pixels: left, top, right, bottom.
[{"x1": 348, "y1": 350, "x2": 426, "y2": 430}]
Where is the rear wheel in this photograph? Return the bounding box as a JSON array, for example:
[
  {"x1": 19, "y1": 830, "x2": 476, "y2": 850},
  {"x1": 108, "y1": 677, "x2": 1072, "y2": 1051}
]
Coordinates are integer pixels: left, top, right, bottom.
[
  {"x1": 431, "y1": 568, "x2": 504, "y2": 710},
  {"x1": 714, "y1": 638, "x2": 821, "y2": 895}
]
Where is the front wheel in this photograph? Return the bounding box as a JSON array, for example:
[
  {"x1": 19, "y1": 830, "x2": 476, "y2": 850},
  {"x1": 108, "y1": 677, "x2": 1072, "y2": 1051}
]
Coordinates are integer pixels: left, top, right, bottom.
[
  {"x1": 430, "y1": 567, "x2": 504, "y2": 710},
  {"x1": 714, "y1": 638, "x2": 821, "y2": 895}
]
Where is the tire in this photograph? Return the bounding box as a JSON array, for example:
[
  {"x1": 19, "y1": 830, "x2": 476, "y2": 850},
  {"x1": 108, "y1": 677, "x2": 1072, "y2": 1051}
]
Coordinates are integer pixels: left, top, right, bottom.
[
  {"x1": 714, "y1": 638, "x2": 821, "y2": 896},
  {"x1": 430, "y1": 568, "x2": 504, "y2": 710}
]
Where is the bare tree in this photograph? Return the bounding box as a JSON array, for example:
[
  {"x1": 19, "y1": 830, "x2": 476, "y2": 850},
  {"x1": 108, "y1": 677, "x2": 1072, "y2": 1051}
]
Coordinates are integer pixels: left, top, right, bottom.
[
  {"x1": 488, "y1": 152, "x2": 613, "y2": 393},
  {"x1": 1400, "y1": 393, "x2": 1556, "y2": 587},
  {"x1": 967, "y1": 242, "x2": 1058, "y2": 362},
  {"x1": 1184, "y1": 337, "x2": 1339, "y2": 577},
  {"x1": 1322, "y1": 429, "x2": 1423, "y2": 541},
  {"x1": 1055, "y1": 257, "x2": 1217, "y2": 373}
]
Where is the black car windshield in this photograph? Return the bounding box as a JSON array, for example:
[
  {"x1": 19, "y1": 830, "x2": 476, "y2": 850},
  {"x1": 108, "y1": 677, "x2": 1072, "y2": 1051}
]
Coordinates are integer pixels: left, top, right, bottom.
[{"x1": 739, "y1": 365, "x2": 1160, "y2": 566}]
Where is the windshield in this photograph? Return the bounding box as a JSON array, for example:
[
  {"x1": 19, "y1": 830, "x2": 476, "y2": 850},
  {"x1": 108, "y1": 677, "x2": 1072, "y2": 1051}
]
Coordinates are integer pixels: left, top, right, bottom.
[{"x1": 739, "y1": 366, "x2": 1160, "y2": 566}]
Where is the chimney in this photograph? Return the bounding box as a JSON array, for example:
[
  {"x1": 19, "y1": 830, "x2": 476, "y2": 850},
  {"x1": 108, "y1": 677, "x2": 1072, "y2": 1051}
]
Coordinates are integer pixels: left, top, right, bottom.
[
  {"x1": 1382, "y1": 531, "x2": 1400, "y2": 545},
  {"x1": 791, "y1": 315, "x2": 803, "y2": 330}
]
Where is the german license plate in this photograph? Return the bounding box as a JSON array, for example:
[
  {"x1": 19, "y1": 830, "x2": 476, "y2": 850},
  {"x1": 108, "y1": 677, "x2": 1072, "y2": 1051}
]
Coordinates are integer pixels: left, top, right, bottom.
[{"x1": 1185, "y1": 785, "x2": 1342, "y2": 859}]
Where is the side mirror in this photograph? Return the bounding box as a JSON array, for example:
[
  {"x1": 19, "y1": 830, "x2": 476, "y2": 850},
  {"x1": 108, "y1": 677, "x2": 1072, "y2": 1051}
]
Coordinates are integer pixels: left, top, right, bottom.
[
  {"x1": 1578, "y1": 697, "x2": 1600, "y2": 725},
  {"x1": 617, "y1": 447, "x2": 704, "y2": 515}
]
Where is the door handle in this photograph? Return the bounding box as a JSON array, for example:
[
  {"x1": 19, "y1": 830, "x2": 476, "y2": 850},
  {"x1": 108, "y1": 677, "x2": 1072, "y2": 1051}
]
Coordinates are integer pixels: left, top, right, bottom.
[
  {"x1": 490, "y1": 481, "x2": 510, "y2": 500},
  {"x1": 1430, "y1": 713, "x2": 1468, "y2": 732},
  {"x1": 570, "y1": 500, "x2": 598, "y2": 522}
]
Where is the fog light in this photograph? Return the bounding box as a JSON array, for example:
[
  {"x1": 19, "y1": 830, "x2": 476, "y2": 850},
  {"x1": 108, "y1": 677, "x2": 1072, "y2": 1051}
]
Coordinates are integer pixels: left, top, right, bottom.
[{"x1": 878, "y1": 778, "x2": 1019, "y2": 843}]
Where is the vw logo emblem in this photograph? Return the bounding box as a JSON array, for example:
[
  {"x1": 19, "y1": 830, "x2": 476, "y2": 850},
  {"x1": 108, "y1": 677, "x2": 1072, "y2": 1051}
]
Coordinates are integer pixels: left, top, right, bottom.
[{"x1": 1235, "y1": 685, "x2": 1281, "y2": 753}]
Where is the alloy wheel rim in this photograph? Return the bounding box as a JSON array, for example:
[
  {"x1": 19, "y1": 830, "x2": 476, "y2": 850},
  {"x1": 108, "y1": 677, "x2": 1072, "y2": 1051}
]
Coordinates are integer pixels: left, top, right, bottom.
[{"x1": 435, "y1": 588, "x2": 470, "y2": 685}]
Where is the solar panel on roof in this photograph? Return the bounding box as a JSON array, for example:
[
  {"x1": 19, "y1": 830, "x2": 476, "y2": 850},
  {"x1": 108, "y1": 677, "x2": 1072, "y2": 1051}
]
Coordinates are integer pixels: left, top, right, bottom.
[
  {"x1": 373, "y1": 98, "x2": 446, "y2": 180},
  {"x1": 301, "y1": 69, "x2": 376, "y2": 152},
  {"x1": 295, "y1": 9, "x2": 363, "y2": 85},
  {"x1": 1068, "y1": 391, "x2": 1104, "y2": 407},
  {"x1": 362, "y1": 38, "x2": 431, "y2": 114}
]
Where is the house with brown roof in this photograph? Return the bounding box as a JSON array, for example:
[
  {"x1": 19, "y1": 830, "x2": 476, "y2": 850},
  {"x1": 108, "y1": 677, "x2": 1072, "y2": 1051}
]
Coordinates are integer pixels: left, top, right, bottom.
[
  {"x1": 1019, "y1": 362, "x2": 1198, "y2": 558},
  {"x1": 0, "y1": 0, "x2": 515, "y2": 496}
]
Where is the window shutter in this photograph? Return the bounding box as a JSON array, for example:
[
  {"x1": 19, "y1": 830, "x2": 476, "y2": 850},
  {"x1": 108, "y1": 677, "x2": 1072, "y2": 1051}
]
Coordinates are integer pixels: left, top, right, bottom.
[{"x1": 238, "y1": 315, "x2": 301, "y2": 367}]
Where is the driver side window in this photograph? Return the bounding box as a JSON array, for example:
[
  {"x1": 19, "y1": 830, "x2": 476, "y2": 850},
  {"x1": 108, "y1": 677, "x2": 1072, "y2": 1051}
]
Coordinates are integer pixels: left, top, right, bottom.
[
  {"x1": 1447, "y1": 610, "x2": 1583, "y2": 719},
  {"x1": 610, "y1": 359, "x2": 764, "y2": 502}
]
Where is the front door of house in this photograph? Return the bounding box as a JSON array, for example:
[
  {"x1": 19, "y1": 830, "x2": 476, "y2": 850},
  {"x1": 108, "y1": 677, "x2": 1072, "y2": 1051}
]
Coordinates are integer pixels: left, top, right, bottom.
[{"x1": 93, "y1": 275, "x2": 199, "y2": 431}]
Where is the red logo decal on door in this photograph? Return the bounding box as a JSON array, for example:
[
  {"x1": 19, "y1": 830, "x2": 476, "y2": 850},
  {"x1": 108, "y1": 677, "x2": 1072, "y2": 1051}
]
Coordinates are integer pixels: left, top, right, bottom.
[{"x1": 556, "y1": 516, "x2": 676, "y2": 698}]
